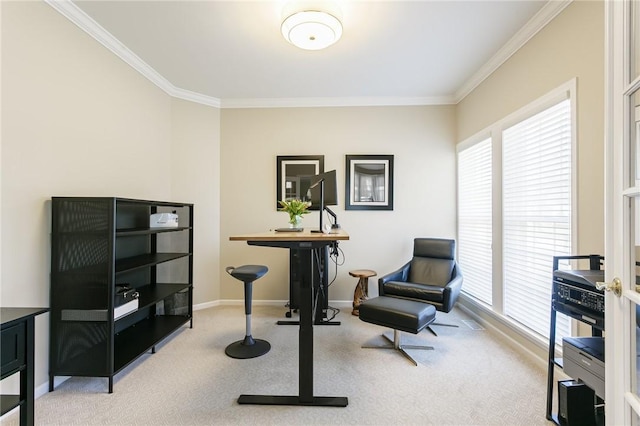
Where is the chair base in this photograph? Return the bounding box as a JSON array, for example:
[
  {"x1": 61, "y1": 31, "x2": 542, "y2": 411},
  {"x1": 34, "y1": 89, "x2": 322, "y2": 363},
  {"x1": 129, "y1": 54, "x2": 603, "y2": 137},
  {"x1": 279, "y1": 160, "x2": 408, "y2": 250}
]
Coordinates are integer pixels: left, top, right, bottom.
[
  {"x1": 362, "y1": 330, "x2": 433, "y2": 366},
  {"x1": 427, "y1": 321, "x2": 459, "y2": 336},
  {"x1": 433, "y1": 321, "x2": 459, "y2": 328},
  {"x1": 225, "y1": 335, "x2": 271, "y2": 359}
]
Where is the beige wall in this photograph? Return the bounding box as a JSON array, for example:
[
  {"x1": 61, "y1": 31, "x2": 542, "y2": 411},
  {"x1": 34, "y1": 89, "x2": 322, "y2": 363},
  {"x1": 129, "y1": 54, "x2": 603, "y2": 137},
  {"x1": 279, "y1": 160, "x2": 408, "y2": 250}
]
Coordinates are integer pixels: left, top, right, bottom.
[
  {"x1": 456, "y1": 0, "x2": 605, "y2": 256},
  {"x1": 220, "y1": 106, "x2": 457, "y2": 303},
  {"x1": 1, "y1": 2, "x2": 220, "y2": 392},
  {"x1": 170, "y1": 98, "x2": 221, "y2": 303},
  {"x1": 1, "y1": 0, "x2": 172, "y2": 302}
]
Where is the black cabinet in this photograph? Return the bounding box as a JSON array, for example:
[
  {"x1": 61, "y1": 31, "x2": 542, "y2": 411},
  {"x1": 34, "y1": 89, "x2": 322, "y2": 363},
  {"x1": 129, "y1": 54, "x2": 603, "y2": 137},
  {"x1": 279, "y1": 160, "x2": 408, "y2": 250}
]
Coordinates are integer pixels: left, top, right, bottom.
[
  {"x1": 49, "y1": 197, "x2": 193, "y2": 393},
  {"x1": 1, "y1": 307, "x2": 48, "y2": 426}
]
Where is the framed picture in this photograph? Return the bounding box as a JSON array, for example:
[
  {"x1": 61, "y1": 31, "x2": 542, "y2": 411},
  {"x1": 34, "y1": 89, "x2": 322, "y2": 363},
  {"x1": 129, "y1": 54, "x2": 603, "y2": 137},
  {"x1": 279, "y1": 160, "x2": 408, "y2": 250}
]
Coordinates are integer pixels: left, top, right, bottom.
[
  {"x1": 276, "y1": 155, "x2": 324, "y2": 209},
  {"x1": 345, "y1": 155, "x2": 394, "y2": 210}
]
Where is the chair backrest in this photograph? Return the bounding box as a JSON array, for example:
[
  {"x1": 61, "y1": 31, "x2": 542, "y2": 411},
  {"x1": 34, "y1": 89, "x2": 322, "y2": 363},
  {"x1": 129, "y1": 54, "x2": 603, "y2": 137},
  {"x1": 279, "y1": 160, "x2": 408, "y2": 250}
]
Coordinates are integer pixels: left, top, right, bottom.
[{"x1": 408, "y1": 238, "x2": 455, "y2": 287}]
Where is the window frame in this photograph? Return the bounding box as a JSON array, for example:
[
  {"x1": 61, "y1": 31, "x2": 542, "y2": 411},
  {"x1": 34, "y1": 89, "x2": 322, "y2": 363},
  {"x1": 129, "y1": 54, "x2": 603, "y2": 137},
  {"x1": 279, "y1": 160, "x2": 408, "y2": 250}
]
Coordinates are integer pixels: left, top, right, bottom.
[{"x1": 456, "y1": 78, "x2": 578, "y2": 346}]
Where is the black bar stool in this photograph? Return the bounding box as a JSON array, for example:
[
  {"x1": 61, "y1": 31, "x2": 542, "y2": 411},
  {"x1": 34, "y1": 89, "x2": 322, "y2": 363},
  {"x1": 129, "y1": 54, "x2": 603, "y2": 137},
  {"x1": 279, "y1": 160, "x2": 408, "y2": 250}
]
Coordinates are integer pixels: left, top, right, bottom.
[{"x1": 225, "y1": 265, "x2": 271, "y2": 359}]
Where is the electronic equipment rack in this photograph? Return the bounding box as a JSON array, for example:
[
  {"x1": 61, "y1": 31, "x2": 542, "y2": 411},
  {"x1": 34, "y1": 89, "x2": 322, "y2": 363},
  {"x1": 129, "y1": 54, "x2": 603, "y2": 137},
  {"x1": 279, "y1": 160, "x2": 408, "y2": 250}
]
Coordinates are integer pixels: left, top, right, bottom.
[
  {"x1": 49, "y1": 197, "x2": 193, "y2": 393},
  {"x1": 546, "y1": 254, "x2": 605, "y2": 425}
]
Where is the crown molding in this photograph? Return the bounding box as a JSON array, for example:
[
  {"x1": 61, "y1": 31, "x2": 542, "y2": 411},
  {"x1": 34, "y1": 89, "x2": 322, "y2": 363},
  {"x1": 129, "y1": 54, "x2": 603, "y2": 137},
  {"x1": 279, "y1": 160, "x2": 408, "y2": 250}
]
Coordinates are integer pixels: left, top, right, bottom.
[
  {"x1": 220, "y1": 96, "x2": 456, "y2": 109},
  {"x1": 170, "y1": 87, "x2": 221, "y2": 108},
  {"x1": 47, "y1": 0, "x2": 569, "y2": 109},
  {"x1": 45, "y1": 0, "x2": 221, "y2": 108},
  {"x1": 454, "y1": 0, "x2": 572, "y2": 103}
]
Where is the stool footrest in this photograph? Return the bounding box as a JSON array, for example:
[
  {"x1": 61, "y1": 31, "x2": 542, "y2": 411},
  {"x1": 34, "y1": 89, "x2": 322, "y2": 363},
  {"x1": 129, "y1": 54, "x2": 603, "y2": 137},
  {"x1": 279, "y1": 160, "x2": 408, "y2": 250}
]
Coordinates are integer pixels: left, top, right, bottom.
[{"x1": 358, "y1": 296, "x2": 437, "y2": 334}]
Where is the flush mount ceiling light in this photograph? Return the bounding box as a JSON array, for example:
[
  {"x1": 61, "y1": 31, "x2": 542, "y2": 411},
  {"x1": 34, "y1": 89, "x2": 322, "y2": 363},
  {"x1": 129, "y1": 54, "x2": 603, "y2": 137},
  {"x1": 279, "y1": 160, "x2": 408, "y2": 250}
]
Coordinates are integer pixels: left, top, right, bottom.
[{"x1": 281, "y1": 10, "x2": 343, "y2": 50}]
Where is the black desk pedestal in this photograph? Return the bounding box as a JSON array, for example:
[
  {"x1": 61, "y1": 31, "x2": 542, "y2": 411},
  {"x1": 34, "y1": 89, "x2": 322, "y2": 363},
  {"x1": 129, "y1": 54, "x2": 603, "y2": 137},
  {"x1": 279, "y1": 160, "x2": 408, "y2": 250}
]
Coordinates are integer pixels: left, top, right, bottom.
[{"x1": 243, "y1": 240, "x2": 348, "y2": 407}]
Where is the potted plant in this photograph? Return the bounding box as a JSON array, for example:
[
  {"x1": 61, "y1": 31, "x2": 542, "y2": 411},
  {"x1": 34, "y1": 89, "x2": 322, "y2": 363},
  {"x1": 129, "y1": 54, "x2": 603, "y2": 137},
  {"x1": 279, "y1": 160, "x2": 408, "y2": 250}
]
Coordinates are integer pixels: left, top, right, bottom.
[{"x1": 278, "y1": 199, "x2": 311, "y2": 228}]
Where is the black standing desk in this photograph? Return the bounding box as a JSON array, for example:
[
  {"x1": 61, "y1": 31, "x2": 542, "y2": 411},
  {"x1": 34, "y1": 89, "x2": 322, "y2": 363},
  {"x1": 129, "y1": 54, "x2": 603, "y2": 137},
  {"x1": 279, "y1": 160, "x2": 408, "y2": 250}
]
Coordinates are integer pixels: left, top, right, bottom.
[
  {"x1": 1, "y1": 307, "x2": 48, "y2": 426},
  {"x1": 229, "y1": 229, "x2": 349, "y2": 407}
]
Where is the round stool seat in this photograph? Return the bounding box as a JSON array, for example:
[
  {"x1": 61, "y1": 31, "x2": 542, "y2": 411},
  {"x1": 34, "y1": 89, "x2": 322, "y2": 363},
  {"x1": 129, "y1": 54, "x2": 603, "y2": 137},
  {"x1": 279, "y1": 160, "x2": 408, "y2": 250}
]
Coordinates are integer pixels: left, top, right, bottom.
[
  {"x1": 226, "y1": 265, "x2": 268, "y2": 283},
  {"x1": 349, "y1": 269, "x2": 377, "y2": 279}
]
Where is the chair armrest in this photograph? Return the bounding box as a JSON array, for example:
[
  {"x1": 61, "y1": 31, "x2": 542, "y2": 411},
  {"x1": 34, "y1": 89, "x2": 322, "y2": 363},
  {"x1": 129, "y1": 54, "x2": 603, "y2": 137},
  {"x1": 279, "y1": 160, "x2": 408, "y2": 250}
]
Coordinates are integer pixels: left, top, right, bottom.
[
  {"x1": 378, "y1": 261, "x2": 411, "y2": 296},
  {"x1": 442, "y1": 265, "x2": 463, "y2": 313}
]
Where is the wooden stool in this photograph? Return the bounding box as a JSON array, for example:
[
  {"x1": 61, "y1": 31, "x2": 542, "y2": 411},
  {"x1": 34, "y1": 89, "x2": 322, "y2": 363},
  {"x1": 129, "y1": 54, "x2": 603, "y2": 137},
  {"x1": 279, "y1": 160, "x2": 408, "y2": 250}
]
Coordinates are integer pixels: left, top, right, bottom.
[{"x1": 349, "y1": 269, "x2": 377, "y2": 316}]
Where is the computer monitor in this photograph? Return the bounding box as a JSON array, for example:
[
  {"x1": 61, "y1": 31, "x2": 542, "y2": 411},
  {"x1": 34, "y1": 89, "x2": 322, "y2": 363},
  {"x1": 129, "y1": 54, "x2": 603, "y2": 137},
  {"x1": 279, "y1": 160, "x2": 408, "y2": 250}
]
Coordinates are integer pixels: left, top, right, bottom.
[
  {"x1": 308, "y1": 170, "x2": 339, "y2": 232},
  {"x1": 308, "y1": 169, "x2": 337, "y2": 209}
]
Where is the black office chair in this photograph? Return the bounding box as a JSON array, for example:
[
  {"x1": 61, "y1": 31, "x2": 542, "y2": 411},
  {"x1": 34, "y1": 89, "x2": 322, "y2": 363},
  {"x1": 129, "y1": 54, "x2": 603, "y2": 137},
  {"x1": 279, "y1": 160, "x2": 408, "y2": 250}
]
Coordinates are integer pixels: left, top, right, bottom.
[
  {"x1": 225, "y1": 265, "x2": 271, "y2": 359},
  {"x1": 378, "y1": 238, "x2": 463, "y2": 335}
]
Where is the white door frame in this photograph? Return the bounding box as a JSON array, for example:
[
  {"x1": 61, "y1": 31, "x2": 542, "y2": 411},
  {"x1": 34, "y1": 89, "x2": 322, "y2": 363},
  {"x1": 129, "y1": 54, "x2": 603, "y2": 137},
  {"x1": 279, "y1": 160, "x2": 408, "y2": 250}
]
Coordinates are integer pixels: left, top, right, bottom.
[{"x1": 605, "y1": 0, "x2": 640, "y2": 424}]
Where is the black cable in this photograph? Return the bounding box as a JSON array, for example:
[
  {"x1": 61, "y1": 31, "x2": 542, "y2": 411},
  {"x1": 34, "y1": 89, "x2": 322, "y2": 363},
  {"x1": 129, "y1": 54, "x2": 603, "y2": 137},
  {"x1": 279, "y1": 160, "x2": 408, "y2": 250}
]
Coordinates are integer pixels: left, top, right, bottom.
[
  {"x1": 329, "y1": 243, "x2": 345, "y2": 269},
  {"x1": 313, "y1": 247, "x2": 324, "y2": 279},
  {"x1": 323, "y1": 240, "x2": 344, "y2": 321},
  {"x1": 324, "y1": 305, "x2": 339, "y2": 322},
  {"x1": 311, "y1": 248, "x2": 324, "y2": 319},
  {"x1": 312, "y1": 277, "x2": 320, "y2": 321}
]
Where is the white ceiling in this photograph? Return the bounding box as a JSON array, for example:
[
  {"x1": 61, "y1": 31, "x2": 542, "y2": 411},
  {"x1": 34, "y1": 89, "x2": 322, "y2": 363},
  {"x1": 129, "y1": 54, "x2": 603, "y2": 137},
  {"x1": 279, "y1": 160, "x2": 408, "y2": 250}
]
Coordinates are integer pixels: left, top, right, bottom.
[{"x1": 58, "y1": 0, "x2": 566, "y2": 107}]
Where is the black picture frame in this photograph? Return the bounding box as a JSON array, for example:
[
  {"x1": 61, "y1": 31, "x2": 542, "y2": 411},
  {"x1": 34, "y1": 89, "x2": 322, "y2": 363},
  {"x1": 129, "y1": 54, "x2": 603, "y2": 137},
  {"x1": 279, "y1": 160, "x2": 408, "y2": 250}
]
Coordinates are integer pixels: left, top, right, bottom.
[
  {"x1": 276, "y1": 155, "x2": 324, "y2": 209},
  {"x1": 345, "y1": 155, "x2": 394, "y2": 210}
]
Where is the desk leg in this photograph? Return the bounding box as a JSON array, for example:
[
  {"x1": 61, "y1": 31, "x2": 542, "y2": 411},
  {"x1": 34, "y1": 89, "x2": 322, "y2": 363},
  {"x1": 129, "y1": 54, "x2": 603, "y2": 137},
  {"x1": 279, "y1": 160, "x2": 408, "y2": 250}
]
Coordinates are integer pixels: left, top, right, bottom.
[
  {"x1": 238, "y1": 247, "x2": 347, "y2": 408},
  {"x1": 299, "y1": 249, "x2": 314, "y2": 402}
]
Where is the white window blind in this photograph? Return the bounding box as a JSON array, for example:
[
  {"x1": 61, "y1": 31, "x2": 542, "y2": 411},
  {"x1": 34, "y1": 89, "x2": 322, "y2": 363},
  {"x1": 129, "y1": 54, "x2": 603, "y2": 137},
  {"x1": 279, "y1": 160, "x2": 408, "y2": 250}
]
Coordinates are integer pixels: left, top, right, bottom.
[
  {"x1": 458, "y1": 138, "x2": 493, "y2": 305},
  {"x1": 502, "y1": 99, "x2": 572, "y2": 340}
]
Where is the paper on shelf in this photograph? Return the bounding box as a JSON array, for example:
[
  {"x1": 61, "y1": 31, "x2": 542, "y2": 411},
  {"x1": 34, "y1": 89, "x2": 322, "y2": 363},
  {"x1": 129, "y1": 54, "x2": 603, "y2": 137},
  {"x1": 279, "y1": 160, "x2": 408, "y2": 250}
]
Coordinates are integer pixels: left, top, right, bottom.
[
  {"x1": 150, "y1": 213, "x2": 179, "y2": 228},
  {"x1": 114, "y1": 299, "x2": 139, "y2": 320}
]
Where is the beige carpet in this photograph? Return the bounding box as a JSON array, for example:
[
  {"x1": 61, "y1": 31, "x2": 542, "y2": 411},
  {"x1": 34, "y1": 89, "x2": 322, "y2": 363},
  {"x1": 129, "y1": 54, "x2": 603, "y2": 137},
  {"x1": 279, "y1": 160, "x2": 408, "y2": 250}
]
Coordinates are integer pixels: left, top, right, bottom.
[{"x1": 3, "y1": 304, "x2": 553, "y2": 425}]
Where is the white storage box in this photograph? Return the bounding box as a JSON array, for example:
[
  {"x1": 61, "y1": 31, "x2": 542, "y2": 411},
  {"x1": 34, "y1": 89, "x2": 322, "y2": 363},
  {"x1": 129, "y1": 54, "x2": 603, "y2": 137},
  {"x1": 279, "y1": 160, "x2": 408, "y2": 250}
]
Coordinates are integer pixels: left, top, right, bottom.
[{"x1": 150, "y1": 212, "x2": 179, "y2": 228}]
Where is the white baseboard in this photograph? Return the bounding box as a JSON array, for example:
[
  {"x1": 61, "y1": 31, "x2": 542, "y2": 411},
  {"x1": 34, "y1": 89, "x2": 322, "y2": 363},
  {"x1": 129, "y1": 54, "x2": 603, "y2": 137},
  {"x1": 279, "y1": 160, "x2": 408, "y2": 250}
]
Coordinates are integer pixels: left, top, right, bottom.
[{"x1": 193, "y1": 300, "x2": 222, "y2": 310}]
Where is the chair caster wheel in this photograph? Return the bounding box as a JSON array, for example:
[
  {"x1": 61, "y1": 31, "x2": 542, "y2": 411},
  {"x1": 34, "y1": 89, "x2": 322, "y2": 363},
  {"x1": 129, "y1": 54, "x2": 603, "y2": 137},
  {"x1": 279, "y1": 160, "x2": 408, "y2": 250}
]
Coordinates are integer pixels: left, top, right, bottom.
[{"x1": 285, "y1": 311, "x2": 292, "y2": 318}]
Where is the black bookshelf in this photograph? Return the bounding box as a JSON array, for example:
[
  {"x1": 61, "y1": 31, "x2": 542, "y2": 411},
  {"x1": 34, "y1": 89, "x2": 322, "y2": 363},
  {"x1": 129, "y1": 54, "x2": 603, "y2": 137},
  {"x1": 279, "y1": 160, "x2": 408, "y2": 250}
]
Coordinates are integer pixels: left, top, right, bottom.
[{"x1": 49, "y1": 197, "x2": 194, "y2": 393}]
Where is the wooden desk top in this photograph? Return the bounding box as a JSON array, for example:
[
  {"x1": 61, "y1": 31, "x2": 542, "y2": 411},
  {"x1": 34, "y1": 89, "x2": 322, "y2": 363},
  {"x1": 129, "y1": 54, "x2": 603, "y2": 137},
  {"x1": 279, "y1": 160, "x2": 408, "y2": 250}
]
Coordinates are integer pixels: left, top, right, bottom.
[{"x1": 230, "y1": 229, "x2": 349, "y2": 242}]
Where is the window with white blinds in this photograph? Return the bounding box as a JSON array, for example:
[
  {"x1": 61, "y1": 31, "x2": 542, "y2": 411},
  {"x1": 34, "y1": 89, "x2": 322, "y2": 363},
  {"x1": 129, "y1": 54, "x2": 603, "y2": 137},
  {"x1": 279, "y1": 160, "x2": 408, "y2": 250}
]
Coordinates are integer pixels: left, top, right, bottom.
[
  {"x1": 457, "y1": 138, "x2": 493, "y2": 305},
  {"x1": 457, "y1": 91, "x2": 574, "y2": 344},
  {"x1": 502, "y1": 98, "x2": 572, "y2": 340}
]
